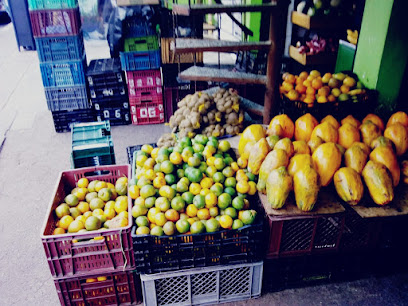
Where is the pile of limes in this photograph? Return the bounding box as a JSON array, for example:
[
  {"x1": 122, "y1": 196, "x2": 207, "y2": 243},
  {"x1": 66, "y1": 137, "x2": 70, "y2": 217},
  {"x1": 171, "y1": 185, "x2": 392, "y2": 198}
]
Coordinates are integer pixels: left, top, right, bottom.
[
  {"x1": 52, "y1": 177, "x2": 129, "y2": 235},
  {"x1": 131, "y1": 135, "x2": 258, "y2": 236}
]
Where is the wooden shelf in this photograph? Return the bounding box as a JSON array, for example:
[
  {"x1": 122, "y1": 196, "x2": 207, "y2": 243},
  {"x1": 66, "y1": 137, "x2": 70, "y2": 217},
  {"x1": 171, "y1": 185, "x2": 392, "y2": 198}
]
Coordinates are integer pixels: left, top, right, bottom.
[
  {"x1": 179, "y1": 66, "x2": 267, "y2": 85},
  {"x1": 116, "y1": 0, "x2": 159, "y2": 6},
  {"x1": 174, "y1": 38, "x2": 272, "y2": 53},
  {"x1": 291, "y1": 11, "x2": 347, "y2": 30},
  {"x1": 289, "y1": 45, "x2": 336, "y2": 66},
  {"x1": 172, "y1": 3, "x2": 277, "y2": 16}
]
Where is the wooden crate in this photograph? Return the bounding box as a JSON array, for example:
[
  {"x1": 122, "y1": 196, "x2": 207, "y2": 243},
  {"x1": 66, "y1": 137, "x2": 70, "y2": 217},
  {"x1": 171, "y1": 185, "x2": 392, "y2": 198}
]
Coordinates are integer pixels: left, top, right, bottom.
[
  {"x1": 161, "y1": 38, "x2": 203, "y2": 64},
  {"x1": 291, "y1": 11, "x2": 347, "y2": 30},
  {"x1": 289, "y1": 45, "x2": 336, "y2": 66}
]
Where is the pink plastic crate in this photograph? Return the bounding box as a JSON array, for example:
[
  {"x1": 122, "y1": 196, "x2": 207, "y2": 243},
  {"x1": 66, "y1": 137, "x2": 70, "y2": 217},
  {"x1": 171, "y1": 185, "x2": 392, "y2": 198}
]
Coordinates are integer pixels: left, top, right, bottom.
[
  {"x1": 30, "y1": 8, "x2": 81, "y2": 37},
  {"x1": 41, "y1": 165, "x2": 135, "y2": 279},
  {"x1": 129, "y1": 93, "x2": 163, "y2": 105},
  {"x1": 55, "y1": 269, "x2": 142, "y2": 306},
  {"x1": 126, "y1": 70, "x2": 162, "y2": 88},
  {"x1": 127, "y1": 85, "x2": 162, "y2": 99},
  {"x1": 130, "y1": 102, "x2": 164, "y2": 125}
]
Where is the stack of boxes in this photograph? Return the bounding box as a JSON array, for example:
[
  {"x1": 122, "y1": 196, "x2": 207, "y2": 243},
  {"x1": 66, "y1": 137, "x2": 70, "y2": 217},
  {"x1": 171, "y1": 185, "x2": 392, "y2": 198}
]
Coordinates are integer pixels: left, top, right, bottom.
[
  {"x1": 120, "y1": 17, "x2": 164, "y2": 125},
  {"x1": 70, "y1": 121, "x2": 116, "y2": 168},
  {"x1": 86, "y1": 58, "x2": 131, "y2": 126},
  {"x1": 28, "y1": 0, "x2": 92, "y2": 132}
]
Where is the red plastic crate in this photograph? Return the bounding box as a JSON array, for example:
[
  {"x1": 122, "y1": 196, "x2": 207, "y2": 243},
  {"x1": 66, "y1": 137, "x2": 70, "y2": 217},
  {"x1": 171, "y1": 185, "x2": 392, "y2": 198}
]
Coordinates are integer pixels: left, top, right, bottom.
[
  {"x1": 55, "y1": 269, "x2": 142, "y2": 306},
  {"x1": 130, "y1": 102, "x2": 164, "y2": 125},
  {"x1": 129, "y1": 93, "x2": 163, "y2": 105},
  {"x1": 259, "y1": 193, "x2": 345, "y2": 259},
  {"x1": 41, "y1": 165, "x2": 135, "y2": 279},
  {"x1": 126, "y1": 69, "x2": 162, "y2": 88},
  {"x1": 127, "y1": 84, "x2": 162, "y2": 99},
  {"x1": 30, "y1": 8, "x2": 81, "y2": 37}
]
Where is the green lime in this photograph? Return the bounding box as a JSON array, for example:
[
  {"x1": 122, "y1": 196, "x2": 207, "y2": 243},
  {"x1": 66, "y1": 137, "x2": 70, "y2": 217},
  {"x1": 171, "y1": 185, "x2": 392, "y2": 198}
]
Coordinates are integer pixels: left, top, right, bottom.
[
  {"x1": 176, "y1": 181, "x2": 189, "y2": 193},
  {"x1": 232, "y1": 219, "x2": 244, "y2": 230},
  {"x1": 218, "y1": 140, "x2": 231, "y2": 152},
  {"x1": 161, "y1": 160, "x2": 174, "y2": 174},
  {"x1": 222, "y1": 166, "x2": 234, "y2": 178},
  {"x1": 171, "y1": 196, "x2": 186, "y2": 211},
  {"x1": 214, "y1": 158, "x2": 226, "y2": 170},
  {"x1": 186, "y1": 167, "x2": 203, "y2": 183},
  {"x1": 213, "y1": 172, "x2": 225, "y2": 184},
  {"x1": 206, "y1": 166, "x2": 217, "y2": 178},
  {"x1": 224, "y1": 156, "x2": 233, "y2": 166},
  {"x1": 225, "y1": 177, "x2": 237, "y2": 188},
  {"x1": 205, "y1": 218, "x2": 220, "y2": 233},
  {"x1": 165, "y1": 174, "x2": 176, "y2": 185},
  {"x1": 232, "y1": 196, "x2": 245, "y2": 210},
  {"x1": 188, "y1": 156, "x2": 201, "y2": 167},
  {"x1": 246, "y1": 172, "x2": 256, "y2": 182},
  {"x1": 154, "y1": 163, "x2": 162, "y2": 173},
  {"x1": 210, "y1": 184, "x2": 223, "y2": 197},
  {"x1": 194, "y1": 134, "x2": 209, "y2": 145},
  {"x1": 224, "y1": 207, "x2": 237, "y2": 219},
  {"x1": 190, "y1": 221, "x2": 205, "y2": 234},
  {"x1": 173, "y1": 145, "x2": 183, "y2": 153},
  {"x1": 193, "y1": 194, "x2": 206, "y2": 209},
  {"x1": 198, "y1": 162, "x2": 207, "y2": 173},
  {"x1": 179, "y1": 137, "x2": 192, "y2": 149},
  {"x1": 224, "y1": 187, "x2": 236, "y2": 198},
  {"x1": 177, "y1": 169, "x2": 185, "y2": 178},
  {"x1": 193, "y1": 143, "x2": 205, "y2": 153},
  {"x1": 145, "y1": 196, "x2": 157, "y2": 208},
  {"x1": 218, "y1": 193, "x2": 232, "y2": 209},
  {"x1": 179, "y1": 177, "x2": 190, "y2": 186},
  {"x1": 193, "y1": 152, "x2": 204, "y2": 161},
  {"x1": 182, "y1": 191, "x2": 194, "y2": 204}
]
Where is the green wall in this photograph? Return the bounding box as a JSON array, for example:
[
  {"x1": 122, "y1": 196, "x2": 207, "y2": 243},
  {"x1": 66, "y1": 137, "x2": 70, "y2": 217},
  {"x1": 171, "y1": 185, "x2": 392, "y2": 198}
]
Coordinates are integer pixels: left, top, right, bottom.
[{"x1": 245, "y1": 0, "x2": 262, "y2": 42}]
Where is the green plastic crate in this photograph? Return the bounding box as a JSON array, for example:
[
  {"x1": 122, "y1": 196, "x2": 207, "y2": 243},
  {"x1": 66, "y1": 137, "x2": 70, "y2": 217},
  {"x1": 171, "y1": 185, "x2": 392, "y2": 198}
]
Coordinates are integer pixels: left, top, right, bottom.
[
  {"x1": 124, "y1": 36, "x2": 159, "y2": 53},
  {"x1": 71, "y1": 121, "x2": 111, "y2": 143},
  {"x1": 28, "y1": 0, "x2": 77, "y2": 10}
]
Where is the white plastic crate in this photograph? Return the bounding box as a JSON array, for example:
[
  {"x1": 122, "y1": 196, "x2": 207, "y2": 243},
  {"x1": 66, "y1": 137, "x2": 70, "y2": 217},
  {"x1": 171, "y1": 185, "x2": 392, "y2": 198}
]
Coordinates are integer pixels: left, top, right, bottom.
[{"x1": 140, "y1": 262, "x2": 263, "y2": 306}]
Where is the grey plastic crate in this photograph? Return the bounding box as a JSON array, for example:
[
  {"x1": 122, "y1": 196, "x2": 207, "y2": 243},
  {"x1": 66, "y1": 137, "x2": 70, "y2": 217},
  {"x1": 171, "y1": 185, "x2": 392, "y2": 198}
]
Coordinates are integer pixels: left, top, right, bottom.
[{"x1": 140, "y1": 262, "x2": 263, "y2": 306}]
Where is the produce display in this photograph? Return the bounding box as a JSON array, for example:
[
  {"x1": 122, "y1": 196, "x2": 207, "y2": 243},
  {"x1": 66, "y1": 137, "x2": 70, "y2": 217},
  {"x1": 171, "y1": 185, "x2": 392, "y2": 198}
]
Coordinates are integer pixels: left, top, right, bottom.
[
  {"x1": 131, "y1": 135, "x2": 257, "y2": 236},
  {"x1": 52, "y1": 178, "x2": 129, "y2": 235},
  {"x1": 295, "y1": 35, "x2": 336, "y2": 56},
  {"x1": 169, "y1": 88, "x2": 245, "y2": 138},
  {"x1": 297, "y1": 0, "x2": 346, "y2": 17},
  {"x1": 280, "y1": 70, "x2": 365, "y2": 105},
  {"x1": 240, "y1": 111, "x2": 408, "y2": 211}
]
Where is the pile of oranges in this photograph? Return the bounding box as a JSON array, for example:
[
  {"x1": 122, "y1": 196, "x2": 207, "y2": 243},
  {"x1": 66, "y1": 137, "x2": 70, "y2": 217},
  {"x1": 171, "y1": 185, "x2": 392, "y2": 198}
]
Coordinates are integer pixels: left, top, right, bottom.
[{"x1": 280, "y1": 70, "x2": 363, "y2": 106}]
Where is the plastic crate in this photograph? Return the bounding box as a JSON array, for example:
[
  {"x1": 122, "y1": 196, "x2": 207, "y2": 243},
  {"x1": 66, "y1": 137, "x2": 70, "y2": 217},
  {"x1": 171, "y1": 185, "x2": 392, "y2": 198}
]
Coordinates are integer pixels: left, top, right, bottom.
[
  {"x1": 71, "y1": 151, "x2": 115, "y2": 169},
  {"x1": 123, "y1": 18, "x2": 156, "y2": 38},
  {"x1": 126, "y1": 69, "x2": 161, "y2": 88},
  {"x1": 124, "y1": 35, "x2": 159, "y2": 52},
  {"x1": 41, "y1": 165, "x2": 134, "y2": 278},
  {"x1": 40, "y1": 58, "x2": 86, "y2": 87},
  {"x1": 92, "y1": 97, "x2": 130, "y2": 112},
  {"x1": 126, "y1": 143, "x2": 157, "y2": 165},
  {"x1": 30, "y1": 8, "x2": 81, "y2": 37},
  {"x1": 259, "y1": 193, "x2": 345, "y2": 259},
  {"x1": 87, "y1": 58, "x2": 124, "y2": 87},
  {"x1": 71, "y1": 140, "x2": 115, "y2": 169},
  {"x1": 45, "y1": 85, "x2": 89, "y2": 111},
  {"x1": 95, "y1": 107, "x2": 131, "y2": 126},
  {"x1": 128, "y1": 85, "x2": 162, "y2": 100},
  {"x1": 141, "y1": 262, "x2": 263, "y2": 306},
  {"x1": 71, "y1": 121, "x2": 111, "y2": 143},
  {"x1": 130, "y1": 101, "x2": 164, "y2": 125},
  {"x1": 52, "y1": 109, "x2": 95, "y2": 133},
  {"x1": 120, "y1": 50, "x2": 161, "y2": 71},
  {"x1": 131, "y1": 195, "x2": 265, "y2": 274},
  {"x1": 89, "y1": 82, "x2": 127, "y2": 100},
  {"x1": 35, "y1": 32, "x2": 84, "y2": 62},
  {"x1": 28, "y1": 0, "x2": 77, "y2": 10},
  {"x1": 55, "y1": 269, "x2": 142, "y2": 306}
]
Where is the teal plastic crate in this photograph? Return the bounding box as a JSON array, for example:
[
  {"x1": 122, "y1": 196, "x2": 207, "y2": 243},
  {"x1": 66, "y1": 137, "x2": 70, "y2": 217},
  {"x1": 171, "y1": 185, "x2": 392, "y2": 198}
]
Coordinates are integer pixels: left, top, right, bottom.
[
  {"x1": 124, "y1": 36, "x2": 159, "y2": 53},
  {"x1": 71, "y1": 121, "x2": 111, "y2": 143},
  {"x1": 28, "y1": 0, "x2": 77, "y2": 10}
]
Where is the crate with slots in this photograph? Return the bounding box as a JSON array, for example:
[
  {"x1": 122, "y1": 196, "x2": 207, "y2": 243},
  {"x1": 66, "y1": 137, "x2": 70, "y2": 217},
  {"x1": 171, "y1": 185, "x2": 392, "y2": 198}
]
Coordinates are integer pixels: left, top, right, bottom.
[
  {"x1": 86, "y1": 58, "x2": 125, "y2": 87},
  {"x1": 120, "y1": 50, "x2": 161, "y2": 71},
  {"x1": 40, "y1": 57, "x2": 87, "y2": 87},
  {"x1": 130, "y1": 101, "x2": 164, "y2": 125},
  {"x1": 55, "y1": 269, "x2": 142, "y2": 306},
  {"x1": 89, "y1": 82, "x2": 127, "y2": 100},
  {"x1": 28, "y1": 0, "x2": 78, "y2": 10},
  {"x1": 52, "y1": 109, "x2": 95, "y2": 133},
  {"x1": 30, "y1": 7, "x2": 81, "y2": 37},
  {"x1": 35, "y1": 32, "x2": 85, "y2": 62},
  {"x1": 41, "y1": 165, "x2": 134, "y2": 278},
  {"x1": 95, "y1": 107, "x2": 131, "y2": 126},
  {"x1": 45, "y1": 85, "x2": 89, "y2": 111}
]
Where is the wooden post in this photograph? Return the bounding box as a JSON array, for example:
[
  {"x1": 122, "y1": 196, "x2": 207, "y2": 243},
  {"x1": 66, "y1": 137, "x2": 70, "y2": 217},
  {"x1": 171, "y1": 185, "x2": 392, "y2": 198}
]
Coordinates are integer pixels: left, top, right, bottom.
[{"x1": 263, "y1": 9, "x2": 276, "y2": 124}]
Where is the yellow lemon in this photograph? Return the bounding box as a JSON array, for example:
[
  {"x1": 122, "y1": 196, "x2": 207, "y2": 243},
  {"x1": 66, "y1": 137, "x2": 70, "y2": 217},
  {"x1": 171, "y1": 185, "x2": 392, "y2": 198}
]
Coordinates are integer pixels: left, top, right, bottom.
[
  {"x1": 189, "y1": 183, "x2": 202, "y2": 195},
  {"x1": 236, "y1": 180, "x2": 250, "y2": 194},
  {"x1": 77, "y1": 178, "x2": 89, "y2": 188},
  {"x1": 200, "y1": 177, "x2": 213, "y2": 189}
]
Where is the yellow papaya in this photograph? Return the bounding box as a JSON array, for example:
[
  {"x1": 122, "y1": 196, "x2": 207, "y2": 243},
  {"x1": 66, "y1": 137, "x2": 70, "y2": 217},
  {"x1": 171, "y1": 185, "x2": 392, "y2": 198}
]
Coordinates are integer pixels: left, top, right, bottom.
[
  {"x1": 288, "y1": 154, "x2": 313, "y2": 177},
  {"x1": 341, "y1": 115, "x2": 361, "y2": 129},
  {"x1": 308, "y1": 135, "x2": 324, "y2": 153},
  {"x1": 384, "y1": 123, "x2": 408, "y2": 156},
  {"x1": 333, "y1": 167, "x2": 364, "y2": 205},
  {"x1": 241, "y1": 140, "x2": 256, "y2": 161},
  {"x1": 311, "y1": 122, "x2": 339, "y2": 143},
  {"x1": 359, "y1": 120, "x2": 382, "y2": 147},
  {"x1": 248, "y1": 138, "x2": 270, "y2": 175},
  {"x1": 274, "y1": 138, "x2": 294, "y2": 158},
  {"x1": 344, "y1": 143, "x2": 368, "y2": 174},
  {"x1": 257, "y1": 149, "x2": 289, "y2": 193},
  {"x1": 362, "y1": 114, "x2": 385, "y2": 131},
  {"x1": 295, "y1": 113, "x2": 318, "y2": 142},
  {"x1": 338, "y1": 123, "x2": 361, "y2": 149},
  {"x1": 362, "y1": 160, "x2": 394, "y2": 206},
  {"x1": 267, "y1": 114, "x2": 294, "y2": 139},
  {"x1": 266, "y1": 135, "x2": 280, "y2": 149},
  {"x1": 369, "y1": 146, "x2": 400, "y2": 186},
  {"x1": 293, "y1": 140, "x2": 311, "y2": 155},
  {"x1": 370, "y1": 136, "x2": 394, "y2": 150},
  {"x1": 266, "y1": 166, "x2": 293, "y2": 209},
  {"x1": 294, "y1": 165, "x2": 320, "y2": 212},
  {"x1": 312, "y1": 142, "x2": 342, "y2": 187},
  {"x1": 321, "y1": 115, "x2": 340, "y2": 129},
  {"x1": 238, "y1": 124, "x2": 266, "y2": 155}
]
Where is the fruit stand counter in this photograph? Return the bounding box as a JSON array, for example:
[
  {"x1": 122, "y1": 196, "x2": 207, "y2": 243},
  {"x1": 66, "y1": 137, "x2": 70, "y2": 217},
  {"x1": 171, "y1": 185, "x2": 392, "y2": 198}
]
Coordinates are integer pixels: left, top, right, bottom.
[{"x1": 350, "y1": 186, "x2": 408, "y2": 218}]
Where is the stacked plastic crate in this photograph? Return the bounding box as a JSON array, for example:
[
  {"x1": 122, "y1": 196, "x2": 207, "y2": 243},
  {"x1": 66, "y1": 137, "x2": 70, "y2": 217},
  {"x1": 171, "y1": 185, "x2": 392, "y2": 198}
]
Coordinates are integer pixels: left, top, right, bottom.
[
  {"x1": 87, "y1": 58, "x2": 131, "y2": 126},
  {"x1": 28, "y1": 0, "x2": 92, "y2": 132},
  {"x1": 119, "y1": 17, "x2": 164, "y2": 125},
  {"x1": 70, "y1": 121, "x2": 116, "y2": 168}
]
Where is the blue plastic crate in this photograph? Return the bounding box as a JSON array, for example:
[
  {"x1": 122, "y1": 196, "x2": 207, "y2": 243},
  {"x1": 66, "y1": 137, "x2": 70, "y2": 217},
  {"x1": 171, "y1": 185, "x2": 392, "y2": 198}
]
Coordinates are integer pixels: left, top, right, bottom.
[
  {"x1": 35, "y1": 33, "x2": 84, "y2": 62},
  {"x1": 40, "y1": 58, "x2": 86, "y2": 87},
  {"x1": 120, "y1": 50, "x2": 161, "y2": 71},
  {"x1": 45, "y1": 85, "x2": 89, "y2": 111}
]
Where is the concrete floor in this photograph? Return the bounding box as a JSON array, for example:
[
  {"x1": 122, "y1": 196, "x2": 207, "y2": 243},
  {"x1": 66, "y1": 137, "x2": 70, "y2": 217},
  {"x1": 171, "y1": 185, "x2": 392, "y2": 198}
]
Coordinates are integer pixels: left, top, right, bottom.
[{"x1": 1, "y1": 23, "x2": 408, "y2": 306}]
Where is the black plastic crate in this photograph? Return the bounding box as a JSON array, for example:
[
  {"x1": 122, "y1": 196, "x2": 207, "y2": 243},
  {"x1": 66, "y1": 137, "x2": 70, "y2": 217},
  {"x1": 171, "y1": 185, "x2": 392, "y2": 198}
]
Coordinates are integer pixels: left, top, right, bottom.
[
  {"x1": 126, "y1": 143, "x2": 157, "y2": 165},
  {"x1": 87, "y1": 58, "x2": 124, "y2": 86},
  {"x1": 92, "y1": 96, "x2": 129, "y2": 112},
  {"x1": 89, "y1": 82, "x2": 127, "y2": 100},
  {"x1": 52, "y1": 109, "x2": 95, "y2": 133},
  {"x1": 132, "y1": 197, "x2": 265, "y2": 274},
  {"x1": 95, "y1": 107, "x2": 131, "y2": 126}
]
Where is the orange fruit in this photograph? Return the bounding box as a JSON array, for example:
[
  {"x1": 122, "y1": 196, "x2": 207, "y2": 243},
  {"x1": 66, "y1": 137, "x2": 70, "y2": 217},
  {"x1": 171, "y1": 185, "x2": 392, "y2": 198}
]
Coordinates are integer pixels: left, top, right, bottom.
[
  {"x1": 328, "y1": 95, "x2": 336, "y2": 102},
  {"x1": 53, "y1": 227, "x2": 65, "y2": 235},
  {"x1": 77, "y1": 178, "x2": 89, "y2": 188},
  {"x1": 282, "y1": 81, "x2": 294, "y2": 92},
  {"x1": 285, "y1": 74, "x2": 296, "y2": 84},
  {"x1": 295, "y1": 84, "x2": 307, "y2": 94},
  {"x1": 186, "y1": 204, "x2": 198, "y2": 217},
  {"x1": 197, "y1": 208, "x2": 210, "y2": 220},
  {"x1": 128, "y1": 185, "x2": 140, "y2": 200},
  {"x1": 306, "y1": 86, "x2": 315, "y2": 95},
  {"x1": 59, "y1": 215, "x2": 74, "y2": 230},
  {"x1": 340, "y1": 85, "x2": 350, "y2": 93},
  {"x1": 317, "y1": 86, "x2": 330, "y2": 97},
  {"x1": 312, "y1": 78, "x2": 323, "y2": 90},
  {"x1": 287, "y1": 89, "x2": 299, "y2": 101},
  {"x1": 236, "y1": 180, "x2": 250, "y2": 194},
  {"x1": 303, "y1": 79, "x2": 312, "y2": 87},
  {"x1": 299, "y1": 71, "x2": 309, "y2": 79},
  {"x1": 317, "y1": 96, "x2": 328, "y2": 103},
  {"x1": 165, "y1": 209, "x2": 180, "y2": 222},
  {"x1": 310, "y1": 70, "x2": 321, "y2": 77}
]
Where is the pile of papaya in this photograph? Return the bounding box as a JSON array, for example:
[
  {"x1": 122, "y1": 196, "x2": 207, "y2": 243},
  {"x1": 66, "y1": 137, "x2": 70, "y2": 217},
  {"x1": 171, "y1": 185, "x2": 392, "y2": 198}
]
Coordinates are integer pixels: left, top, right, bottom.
[{"x1": 238, "y1": 111, "x2": 408, "y2": 211}]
